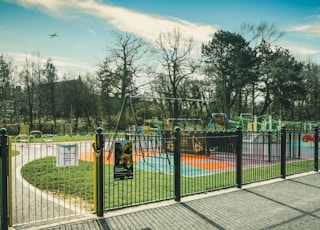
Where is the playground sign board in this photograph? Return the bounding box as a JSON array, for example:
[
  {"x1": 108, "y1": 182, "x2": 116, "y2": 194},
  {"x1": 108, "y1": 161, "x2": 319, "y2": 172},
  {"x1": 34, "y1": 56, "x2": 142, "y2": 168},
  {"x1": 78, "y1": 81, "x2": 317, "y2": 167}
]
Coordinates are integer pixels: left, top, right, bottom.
[
  {"x1": 56, "y1": 144, "x2": 79, "y2": 167},
  {"x1": 114, "y1": 141, "x2": 133, "y2": 180}
]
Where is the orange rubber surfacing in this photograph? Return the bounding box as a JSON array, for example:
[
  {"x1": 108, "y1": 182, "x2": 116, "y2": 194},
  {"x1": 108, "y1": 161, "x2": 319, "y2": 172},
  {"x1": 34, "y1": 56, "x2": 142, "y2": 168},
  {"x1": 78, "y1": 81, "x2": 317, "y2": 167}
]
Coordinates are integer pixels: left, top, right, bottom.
[
  {"x1": 78, "y1": 150, "x2": 157, "y2": 164},
  {"x1": 180, "y1": 154, "x2": 232, "y2": 170},
  {"x1": 79, "y1": 151, "x2": 232, "y2": 171}
]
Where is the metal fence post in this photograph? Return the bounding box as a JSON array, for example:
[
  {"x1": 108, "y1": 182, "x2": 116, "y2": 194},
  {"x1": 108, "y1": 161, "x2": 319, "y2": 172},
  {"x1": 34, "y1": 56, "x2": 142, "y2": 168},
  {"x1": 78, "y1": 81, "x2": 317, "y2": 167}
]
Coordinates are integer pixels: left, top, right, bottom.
[
  {"x1": 280, "y1": 125, "x2": 286, "y2": 179},
  {"x1": 94, "y1": 127, "x2": 104, "y2": 217},
  {"x1": 174, "y1": 127, "x2": 181, "y2": 202},
  {"x1": 236, "y1": 127, "x2": 243, "y2": 188},
  {"x1": 314, "y1": 126, "x2": 318, "y2": 172},
  {"x1": 298, "y1": 132, "x2": 301, "y2": 159},
  {"x1": 1, "y1": 128, "x2": 8, "y2": 230},
  {"x1": 268, "y1": 131, "x2": 272, "y2": 162}
]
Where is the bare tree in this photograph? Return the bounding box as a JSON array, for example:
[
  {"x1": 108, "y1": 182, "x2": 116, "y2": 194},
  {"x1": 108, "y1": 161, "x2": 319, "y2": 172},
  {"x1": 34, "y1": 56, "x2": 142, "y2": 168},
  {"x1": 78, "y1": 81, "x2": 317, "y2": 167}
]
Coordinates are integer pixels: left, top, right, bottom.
[
  {"x1": 0, "y1": 55, "x2": 13, "y2": 123},
  {"x1": 19, "y1": 55, "x2": 36, "y2": 126},
  {"x1": 98, "y1": 31, "x2": 148, "y2": 101},
  {"x1": 240, "y1": 21, "x2": 284, "y2": 46},
  {"x1": 97, "y1": 32, "x2": 149, "y2": 129},
  {"x1": 152, "y1": 27, "x2": 198, "y2": 117},
  {"x1": 42, "y1": 58, "x2": 58, "y2": 126}
]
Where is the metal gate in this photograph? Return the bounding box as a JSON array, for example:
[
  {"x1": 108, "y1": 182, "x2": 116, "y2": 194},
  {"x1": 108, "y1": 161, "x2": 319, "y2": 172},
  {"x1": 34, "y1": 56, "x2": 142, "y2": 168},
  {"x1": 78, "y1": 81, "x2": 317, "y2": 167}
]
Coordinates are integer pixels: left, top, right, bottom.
[{"x1": 8, "y1": 133, "x2": 96, "y2": 228}]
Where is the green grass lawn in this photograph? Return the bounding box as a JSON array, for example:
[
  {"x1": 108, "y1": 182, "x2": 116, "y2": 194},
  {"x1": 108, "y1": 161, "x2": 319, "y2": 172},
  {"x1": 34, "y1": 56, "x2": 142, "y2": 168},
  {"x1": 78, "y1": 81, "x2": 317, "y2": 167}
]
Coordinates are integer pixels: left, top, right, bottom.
[
  {"x1": 21, "y1": 157, "x2": 95, "y2": 201},
  {"x1": 21, "y1": 156, "x2": 315, "y2": 209},
  {"x1": 12, "y1": 134, "x2": 94, "y2": 143}
]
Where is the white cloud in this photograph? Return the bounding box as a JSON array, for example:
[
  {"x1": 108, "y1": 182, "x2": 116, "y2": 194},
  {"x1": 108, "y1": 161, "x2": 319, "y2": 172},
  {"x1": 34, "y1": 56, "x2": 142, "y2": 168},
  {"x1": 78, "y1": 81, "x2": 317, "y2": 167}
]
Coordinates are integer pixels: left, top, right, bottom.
[
  {"x1": 70, "y1": 44, "x2": 89, "y2": 49},
  {"x1": 282, "y1": 44, "x2": 319, "y2": 55},
  {"x1": 8, "y1": 0, "x2": 218, "y2": 44},
  {"x1": 3, "y1": 51, "x2": 96, "y2": 78},
  {"x1": 87, "y1": 28, "x2": 96, "y2": 34},
  {"x1": 4, "y1": 0, "x2": 218, "y2": 75},
  {"x1": 6, "y1": 0, "x2": 320, "y2": 66},
  {"x1": 283, "y1": 21, "x2": 320, "y2": 60},
  {"x1": 276, "y1": 40, "x2": 320, "y2": 64},
  {"x1": 287, "y1": 23, "x2": 320, "y2": 37}
]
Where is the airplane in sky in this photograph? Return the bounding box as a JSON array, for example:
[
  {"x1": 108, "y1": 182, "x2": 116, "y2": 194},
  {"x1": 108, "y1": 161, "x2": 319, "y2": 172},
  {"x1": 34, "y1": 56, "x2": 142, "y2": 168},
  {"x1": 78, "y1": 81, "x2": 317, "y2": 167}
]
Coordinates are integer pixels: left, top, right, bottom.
[{"x1": 48, "y1": 32, "x2": 58, "y2": 38}]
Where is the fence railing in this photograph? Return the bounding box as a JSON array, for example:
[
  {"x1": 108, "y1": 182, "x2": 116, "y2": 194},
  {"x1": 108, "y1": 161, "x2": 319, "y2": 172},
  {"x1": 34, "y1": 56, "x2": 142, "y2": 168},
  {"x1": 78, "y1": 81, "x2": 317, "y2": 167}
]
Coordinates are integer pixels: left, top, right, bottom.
[
  {"x1": 97, "y1": 126, "x2": 319, "y2": 211},
  {"x1": 2, "y1": 131, "x2": 95, "y2": 228},
  {"x1": 1, "y1": 126, "x2": 319, "y2": 228},
  {"x1": 102, "y1": 131, "x2": 175, "y2": 210},
  {"x1": 1, "y1": 128, "x2": 9, "y2": 230},
  {"x1": 284, "y1": 128, "x2": 318, "y2": 176}
]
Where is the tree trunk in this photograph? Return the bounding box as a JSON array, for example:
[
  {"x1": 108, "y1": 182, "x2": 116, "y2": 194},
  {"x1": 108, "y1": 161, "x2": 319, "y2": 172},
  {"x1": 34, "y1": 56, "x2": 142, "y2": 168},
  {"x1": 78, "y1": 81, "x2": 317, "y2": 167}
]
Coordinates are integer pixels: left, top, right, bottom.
[{"x1": 259, "y1": 84, "x2": 272, "y2": 116}]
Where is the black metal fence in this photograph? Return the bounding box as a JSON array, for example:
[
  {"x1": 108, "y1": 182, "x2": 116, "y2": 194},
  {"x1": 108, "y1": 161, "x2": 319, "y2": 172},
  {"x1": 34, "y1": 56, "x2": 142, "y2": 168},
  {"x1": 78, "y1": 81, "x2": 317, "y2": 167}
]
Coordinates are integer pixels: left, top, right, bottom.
[
  {"x1": 102, "y1": 131, "x2": 175, "y2": 210},
  {"x1": 1, "y1": 125, "x2": 319, "y2": 228},
  {"x1": 1, "y1": 128, "x2": 8, "y2": 230},
  {"x1": 98, "y1": 126, "x2": 319, "y2": 211}
]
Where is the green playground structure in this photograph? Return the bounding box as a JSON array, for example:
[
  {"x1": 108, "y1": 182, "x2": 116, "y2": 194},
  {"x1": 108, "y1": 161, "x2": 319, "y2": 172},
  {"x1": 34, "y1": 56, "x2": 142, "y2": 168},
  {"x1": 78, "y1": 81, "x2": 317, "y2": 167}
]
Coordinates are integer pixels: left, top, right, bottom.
[{"x1": 238, "y1": 113, "x2": 282, "y2": 132}]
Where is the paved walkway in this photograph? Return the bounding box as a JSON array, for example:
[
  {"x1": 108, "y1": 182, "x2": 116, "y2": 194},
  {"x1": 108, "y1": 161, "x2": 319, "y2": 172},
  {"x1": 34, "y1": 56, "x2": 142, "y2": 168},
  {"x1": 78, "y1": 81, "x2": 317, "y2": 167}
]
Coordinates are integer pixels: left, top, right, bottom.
[{"x1": 12, "y1": 172, "x2": 320, "y2": 230}]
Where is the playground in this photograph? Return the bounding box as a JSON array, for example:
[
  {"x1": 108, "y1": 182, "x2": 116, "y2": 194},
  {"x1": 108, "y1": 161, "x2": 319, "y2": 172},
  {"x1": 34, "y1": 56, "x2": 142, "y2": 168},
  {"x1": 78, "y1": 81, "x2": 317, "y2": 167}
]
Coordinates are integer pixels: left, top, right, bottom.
[
  {"x1": 15, "y1": 94, "x2": 318, "y2": 180},
  {"x1": 77, "y1": 97, "x2": 318, "y2": 178},
  {"x1": 80, "y1": 150, "x2": 233, "y2": 177},
  {"x1": 78, "y1": 129, "x2": 316, "y2": 180},
  {"x1": 4, "y1": 96, "x2": 320, "y2": 228}
]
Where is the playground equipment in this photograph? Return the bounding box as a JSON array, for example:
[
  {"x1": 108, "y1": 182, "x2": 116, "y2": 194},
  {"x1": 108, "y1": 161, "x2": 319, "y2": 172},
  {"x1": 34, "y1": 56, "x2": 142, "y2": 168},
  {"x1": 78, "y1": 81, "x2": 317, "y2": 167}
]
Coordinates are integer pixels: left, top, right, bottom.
[
  {"x1": 111, "y1": 96, "x2": 174, "y2": 164},
  {"x1": 238, "y1": 114, "x2": 282, "y2": 132},
  {"x1": 302, "y1": 134, "x2": 320, "y2": 142},
  {"x1": 163, "y1": 118, "x2": 206, "y2": 155},
  {"x1": 238, "y1": 114, "x2": 282, "y2": 143},
  {"x1": 165, "y1": 118, "x2": 205, "y2": 131},
  {"x1": 114, "y1": 95, "x2": 222, "y2": 156},
  {"x1": 303, "y1": 122, "x2": 320, "y2": 131},
  {"x1": 128, "y1": 125, "x2": 150, "y2": 135},
  {"x1": 164, "y1": 118, "x2": 206, "y2": 155},
  {"x1": 206, "y1": 113, "x2": 232, "y2": 131}
]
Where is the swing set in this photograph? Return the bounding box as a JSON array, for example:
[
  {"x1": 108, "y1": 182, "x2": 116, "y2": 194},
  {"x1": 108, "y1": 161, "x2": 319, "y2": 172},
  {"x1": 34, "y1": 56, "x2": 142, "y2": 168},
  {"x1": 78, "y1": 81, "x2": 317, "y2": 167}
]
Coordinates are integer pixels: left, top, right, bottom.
[
  {"x1": 109, "y1": 95, "x2": 171, "y2": 164},
  {"x1": 165, "y1": 118, "x2": 205, "y2": 131},
  {"x1": 206, "y1": 113, "x2": 232, "y2": 131},
  {"x1": 107, "y1": 95, "x2": 235, "y2": 162}
]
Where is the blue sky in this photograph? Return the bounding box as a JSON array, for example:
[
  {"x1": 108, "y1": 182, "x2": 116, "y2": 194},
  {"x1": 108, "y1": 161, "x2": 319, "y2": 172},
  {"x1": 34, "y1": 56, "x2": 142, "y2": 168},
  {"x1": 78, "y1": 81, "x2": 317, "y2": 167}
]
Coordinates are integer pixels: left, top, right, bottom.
[{"x1": 1, "y1": 0, "x2": 320, "y2": 77}]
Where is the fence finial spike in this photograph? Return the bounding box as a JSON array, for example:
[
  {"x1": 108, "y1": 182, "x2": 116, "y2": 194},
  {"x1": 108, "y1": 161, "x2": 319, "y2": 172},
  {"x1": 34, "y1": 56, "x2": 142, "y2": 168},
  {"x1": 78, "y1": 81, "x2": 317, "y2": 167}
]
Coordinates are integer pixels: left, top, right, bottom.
[{"x1": 0, "y1": 128, "x2": 7, "y2": 135}]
